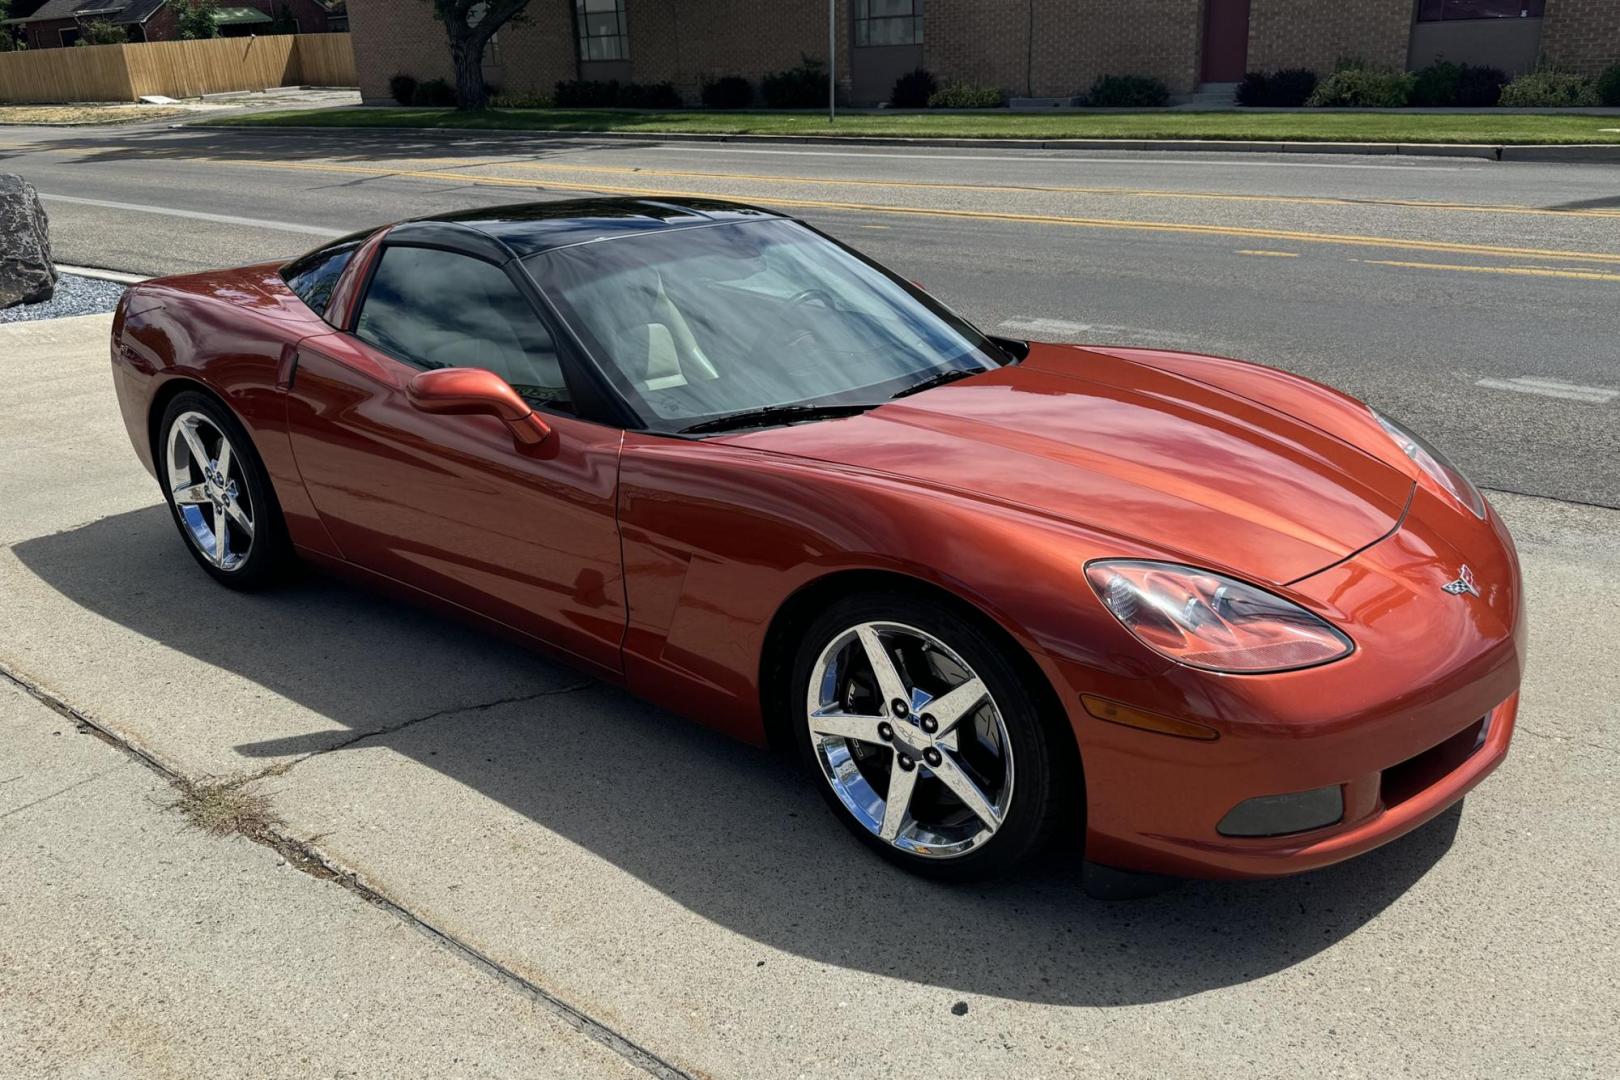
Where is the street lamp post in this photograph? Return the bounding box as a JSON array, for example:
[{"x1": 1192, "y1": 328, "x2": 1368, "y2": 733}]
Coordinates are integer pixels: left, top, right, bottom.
[{"x1": 828, "y1": 0, "x2": 836, "y2": 123}]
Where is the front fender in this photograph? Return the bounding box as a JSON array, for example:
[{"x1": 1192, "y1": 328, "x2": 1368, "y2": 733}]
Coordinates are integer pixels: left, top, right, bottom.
[{"x1": 617, "y1": 433, "x2": 1168, "y2": 745}]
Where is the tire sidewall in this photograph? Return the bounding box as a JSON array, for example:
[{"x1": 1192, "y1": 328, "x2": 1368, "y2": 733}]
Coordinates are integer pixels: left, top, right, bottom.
[{"x1": 789, "y1": 590, "x2": 1062, "y2": 880}]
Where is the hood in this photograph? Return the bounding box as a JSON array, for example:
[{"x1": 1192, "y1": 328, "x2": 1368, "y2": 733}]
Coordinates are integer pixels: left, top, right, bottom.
[{"x1": 718, "y1": 343, "x2": 1413, "y2": 585}]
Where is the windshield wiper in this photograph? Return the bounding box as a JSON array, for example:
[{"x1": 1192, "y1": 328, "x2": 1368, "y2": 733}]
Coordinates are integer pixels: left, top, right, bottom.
[
  {"x1": 679, "y1": 402, "x2": 878, "y2": 435},
  {"x1": 889, "y1": 368, "x2": 980, "y2": 399}
]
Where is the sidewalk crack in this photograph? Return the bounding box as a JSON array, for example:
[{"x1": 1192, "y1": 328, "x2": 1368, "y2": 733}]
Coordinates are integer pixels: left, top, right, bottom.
[
  {"x1": 0, "y1": 662, "x2": 690, "y2": 1080},
  {"x1": 0, "y1": 764, "x2": 126, "y2": 822},
  {"x1": 269, "y1": 680, "x2": 598, "y2": 773}
]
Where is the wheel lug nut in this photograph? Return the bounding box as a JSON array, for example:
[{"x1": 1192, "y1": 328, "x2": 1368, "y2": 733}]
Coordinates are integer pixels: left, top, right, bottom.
[
  {"x1": 923, "y1": 747, "x2": 942, "y2": 768},
  {"x1": 892, "y1": 700, "x2": 909, "y2": 719},
  {"x1": 877, "y1": 721, "x2": 894, "y2": 742},
  {"x1": 896, "y1": 754, "x2": 916, "y2": 771},
  {"x1": 920, "y1": 714, "x2": 938, "y2": 733}
]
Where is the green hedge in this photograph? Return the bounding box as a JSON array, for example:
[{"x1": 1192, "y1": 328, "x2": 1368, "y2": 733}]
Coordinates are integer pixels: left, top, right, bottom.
[
  {"x1": 928, "y1": 82, "x2": 1004, "y2": 109},
  {"x1": 1499, "y1": 70, "x2": 1599, "y2": 108},
  {"x1": 1307, "y1": 67, "x2": 1414, "y2": 108}
]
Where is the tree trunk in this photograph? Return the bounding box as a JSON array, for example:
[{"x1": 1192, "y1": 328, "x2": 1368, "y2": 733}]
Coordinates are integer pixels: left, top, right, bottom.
[{"x1": 449, "y1": 31, "x2": 489, "y2": 110}]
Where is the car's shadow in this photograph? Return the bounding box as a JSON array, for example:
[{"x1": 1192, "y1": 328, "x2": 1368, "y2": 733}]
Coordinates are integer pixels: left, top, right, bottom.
[{"x1": 13, "y1": 506, "x2": 1463, "y2": 1007}]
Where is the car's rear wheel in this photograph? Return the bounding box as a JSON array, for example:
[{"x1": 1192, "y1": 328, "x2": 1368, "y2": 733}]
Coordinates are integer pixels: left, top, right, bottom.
[
  {"x1": 791, "y1": 591, "x2": 1068, "y2": 880},
  {"x1": 158, "y1": 391, "x2": 290, "y2": 590}
]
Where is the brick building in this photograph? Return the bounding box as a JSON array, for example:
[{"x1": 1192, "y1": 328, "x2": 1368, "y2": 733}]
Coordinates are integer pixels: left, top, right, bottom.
[
  {"x1": 347, "y1": 0, "x2": 1620, "y2": 106},
  {"x1": 6, "y1": 0, "x2": 343, "y2": 50}
]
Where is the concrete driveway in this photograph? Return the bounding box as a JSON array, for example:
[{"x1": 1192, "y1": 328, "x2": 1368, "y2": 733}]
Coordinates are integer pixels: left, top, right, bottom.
[{"x1": 2, "y1": 313, "x2": 1615, "y2": 1078}]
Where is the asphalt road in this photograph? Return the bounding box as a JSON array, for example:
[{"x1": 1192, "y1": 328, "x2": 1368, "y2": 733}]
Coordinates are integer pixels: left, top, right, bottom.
[{"x1": 2, "y1": 121, "x2": 1617, "y2": 506}]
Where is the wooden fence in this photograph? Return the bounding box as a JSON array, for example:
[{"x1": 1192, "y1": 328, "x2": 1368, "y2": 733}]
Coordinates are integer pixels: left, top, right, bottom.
[{"x1": 0, "y1": 33, "x2": 355, "y2": 104}]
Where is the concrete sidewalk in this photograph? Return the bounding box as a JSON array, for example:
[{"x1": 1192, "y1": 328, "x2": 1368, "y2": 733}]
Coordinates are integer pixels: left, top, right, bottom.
[
  {"x1": 0, "y1": 678, "x2": 642, "y2": 1079},
  {"x1": 2, "y1": 313, "x2": 1616, "y2": 1078}
]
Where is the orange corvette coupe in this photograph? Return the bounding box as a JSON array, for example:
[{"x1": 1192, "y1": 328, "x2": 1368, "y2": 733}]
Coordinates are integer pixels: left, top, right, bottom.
[{"x1": 111, "y1": 198, "x2": 1524, "y2": 891}]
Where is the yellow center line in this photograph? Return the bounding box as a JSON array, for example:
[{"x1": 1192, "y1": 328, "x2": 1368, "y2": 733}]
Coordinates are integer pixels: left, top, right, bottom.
[
  {"x1": 395, "y1": 154, "x2": 1620, "y2": 220},
  {"x1": 1361, "y1": 259, "x2": 1620, "y2": 282},
  {"x1": 53, "y1": 152, "x2": 1620, "y2": 268},
  {"x1": 124, "y1": 154, "x2": 1620, "y2": 267},
  {"x1": 24, "y1": 139, "x2": 1620, "y2": 219}
]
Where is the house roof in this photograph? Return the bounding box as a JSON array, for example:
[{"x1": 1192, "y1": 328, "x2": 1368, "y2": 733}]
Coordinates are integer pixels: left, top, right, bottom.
[{"x1": 15, "y1": 0, "x2": 166, "y2": 24}]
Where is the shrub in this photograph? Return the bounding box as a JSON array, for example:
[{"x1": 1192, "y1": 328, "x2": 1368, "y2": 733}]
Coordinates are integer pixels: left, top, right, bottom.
[
  {"x1": 889, "y1": 68, "x2": 937, "y2": 108},
  {"x1": 761, "y1": 55, "x2": 828, "y2": 108},
  {"x1": 619, "y1": 81, "x2": 681, "y2": 108},
  {"x1": 1410, "y1": 61, "x2": 1507, "y2": 107},
  {"x1": 1453, "y1": 63, "x2": 1508, "y2": 107},
  {"x1": 489, "y1": 93, "x2": 553, "y2": 108},
  {"x1": 388, "y1": 73, "x2": 418, "y2": 106},
  {"x1": 554, "y1": 79, "x2": 620, "y2": 107},
  {"x1": 1596, "y1": 63, "x2": 1620, "y2": 107},
  {"x1": 411, "y1": 78, "x2": 456, "y2": 107},
  {"x1": 1236, "y1": 68, "x2": 1318, "y2": 107},
  {"x1": 78, "y1": 20, "x2": 128, "y2": 45},
  {"x1": 1084, "y1": 74, "x2": 1169, "y2": 108},
  {"x1": 1306, "y1": 67, "x2": 1414, "y2": 107},
  {"x1": 1410, "y1": 60, "x2": 1461, "y2": 106},
  {"x1": 701, "y1": 75, "x2": 752, "y2": 109},
  {"x1": 551, "y1": 79, "x2": 681, "y2": 108},
  {"x1": 927, "y1": 82, "x2": 1004, "y2": 108},
  {"x1": 1498, "y1": 69, "x2": 1600, "y2": 107}
]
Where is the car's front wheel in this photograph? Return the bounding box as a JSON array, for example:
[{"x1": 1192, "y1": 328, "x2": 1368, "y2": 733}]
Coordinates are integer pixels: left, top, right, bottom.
[
  {"x1": 158, "y1": 390, "x2": 290, "y2": 590},
  {"x1": 791, "y1": 591, "x2": 1070, "y2": 880}
]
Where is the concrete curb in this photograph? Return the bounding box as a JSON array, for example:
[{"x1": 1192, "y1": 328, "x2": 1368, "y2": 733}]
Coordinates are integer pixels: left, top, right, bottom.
[
  {"x1": 188, "y1": 120, "x2": 1620, "y2": 161},
  {"x1": 57, "y1": 264, "x2": 149, "y2": 284}
]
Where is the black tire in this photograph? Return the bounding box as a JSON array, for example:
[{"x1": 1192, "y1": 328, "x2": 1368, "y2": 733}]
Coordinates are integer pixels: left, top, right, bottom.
[
  {"x1": 790, "y1": 590, "x2": 1072, "y2": 881},
  {"x1": 157, "y1": 390, "x2": 292, "y2": 591}
]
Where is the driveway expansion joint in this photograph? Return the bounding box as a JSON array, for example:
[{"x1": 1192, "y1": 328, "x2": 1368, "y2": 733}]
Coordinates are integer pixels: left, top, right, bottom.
[{"x1": 0, "y1": 662, "x2": 692, "y2": 1080}]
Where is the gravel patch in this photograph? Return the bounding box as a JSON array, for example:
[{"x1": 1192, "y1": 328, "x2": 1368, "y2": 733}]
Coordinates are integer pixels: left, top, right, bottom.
[{"x1": 0, "y1": 274, "x2": 126, "y2": 324}]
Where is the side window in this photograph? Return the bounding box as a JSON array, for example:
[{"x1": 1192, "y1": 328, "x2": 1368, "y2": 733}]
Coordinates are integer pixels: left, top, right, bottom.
[
  {"x1": 354, "y1": 246, "x2": 569, "y2": 408},
  {"x1": 282, "y1": 241, "x2": 360, "y2": 322}
]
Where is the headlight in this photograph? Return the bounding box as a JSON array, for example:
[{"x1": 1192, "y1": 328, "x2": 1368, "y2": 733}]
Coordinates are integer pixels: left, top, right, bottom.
[
  {"x1": 1084, "y1": 560, "x2": 1354, "y2": 674},
  {"x1": 1371, "y1": 410, "x2": 1486, "y2": 519}
]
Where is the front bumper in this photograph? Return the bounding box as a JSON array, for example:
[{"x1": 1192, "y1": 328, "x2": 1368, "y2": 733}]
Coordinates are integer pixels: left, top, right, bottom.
[{"x1": 1066, "y1": 487, "x2": 1526, "y2": 880}]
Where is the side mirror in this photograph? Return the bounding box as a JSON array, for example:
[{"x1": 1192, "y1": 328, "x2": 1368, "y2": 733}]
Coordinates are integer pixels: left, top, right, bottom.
[{"x1": 406, "y1": 367, "x2": 552, "y2": 447}]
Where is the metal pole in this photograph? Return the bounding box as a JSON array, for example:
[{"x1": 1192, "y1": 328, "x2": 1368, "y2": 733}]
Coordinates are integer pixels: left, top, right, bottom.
[{"x1": 828, "y1": 0, "x2": 836, "y2": 123}]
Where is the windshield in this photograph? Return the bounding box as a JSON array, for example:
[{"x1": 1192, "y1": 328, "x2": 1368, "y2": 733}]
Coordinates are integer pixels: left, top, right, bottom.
[{"x1": 526, "y1": 219, "x2": 1007, "y2": 432}]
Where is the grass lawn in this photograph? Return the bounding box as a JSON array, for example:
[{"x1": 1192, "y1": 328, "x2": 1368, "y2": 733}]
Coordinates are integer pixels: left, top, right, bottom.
[{"x1": 202, "y1": 107, "x2": 1620, "y2": 144}]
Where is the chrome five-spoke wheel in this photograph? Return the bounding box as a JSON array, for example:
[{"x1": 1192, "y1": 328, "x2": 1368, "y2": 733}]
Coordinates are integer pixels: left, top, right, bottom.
[
  {"x1": 166, "y1": 409, "x2": 255, "y2": 572},
  {"x1": 806, "y1": 621, "x2": 1014, "y2": 859}
]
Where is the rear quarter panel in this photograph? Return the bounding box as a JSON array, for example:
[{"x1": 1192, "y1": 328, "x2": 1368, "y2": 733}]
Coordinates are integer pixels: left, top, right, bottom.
[{"x1": 110, "y1": 264, "x2": 339, "y2": 556}]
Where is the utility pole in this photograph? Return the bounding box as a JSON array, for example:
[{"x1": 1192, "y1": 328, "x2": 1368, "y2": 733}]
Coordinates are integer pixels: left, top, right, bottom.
[{"x1": 828, "y1": 0, "x2": 836, "y2": 123}]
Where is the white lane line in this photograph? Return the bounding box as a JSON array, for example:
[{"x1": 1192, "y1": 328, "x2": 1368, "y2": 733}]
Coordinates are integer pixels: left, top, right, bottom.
[
  {"x1": 40, "y1": 194, "x2": 346, "y2": 236},
  {"x1": 1000, "y1": 317, "x2": 1194, "y2": 343},
  {"x1": 645, "y1": 146, "x2": 1464, "y2": 171},
  {"x1": 1475, "y1": 376, "x2": 1619, "y2": 404}
]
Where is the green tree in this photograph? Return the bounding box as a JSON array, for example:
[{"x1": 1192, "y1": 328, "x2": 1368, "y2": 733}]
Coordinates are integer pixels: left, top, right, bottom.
[
  {"x1": 174, "y1": 0, "x2": 220, "y2": 40},
  {"x1": 0, "y1": 0, "x2": 26, "y2": 51},
  {"x1": 78, "y1": 19, "x2": 130, "y2": 45},
  {"x1": 426, "y1": 0, "x2": 534, "y2": 111}
]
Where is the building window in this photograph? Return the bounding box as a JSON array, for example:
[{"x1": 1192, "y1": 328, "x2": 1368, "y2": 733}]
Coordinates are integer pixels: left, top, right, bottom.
[
  {"x1": 59, "y1": 28, "x2": 81, "y2": 47},
  {"x1": 854, "y1": 0, "x2": 923, "y2": 47},
  {"x1": 1416, "y1": 0, "x2": 1545, "y2": 20},
  {"x1": 576, "y1": 0, "x2": 628, "y2": 62}
]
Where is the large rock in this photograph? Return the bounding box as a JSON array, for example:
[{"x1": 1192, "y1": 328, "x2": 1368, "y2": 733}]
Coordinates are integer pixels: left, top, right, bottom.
[{"x1": 0, "y1": 173, "x2": 56, "y2": 309}]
